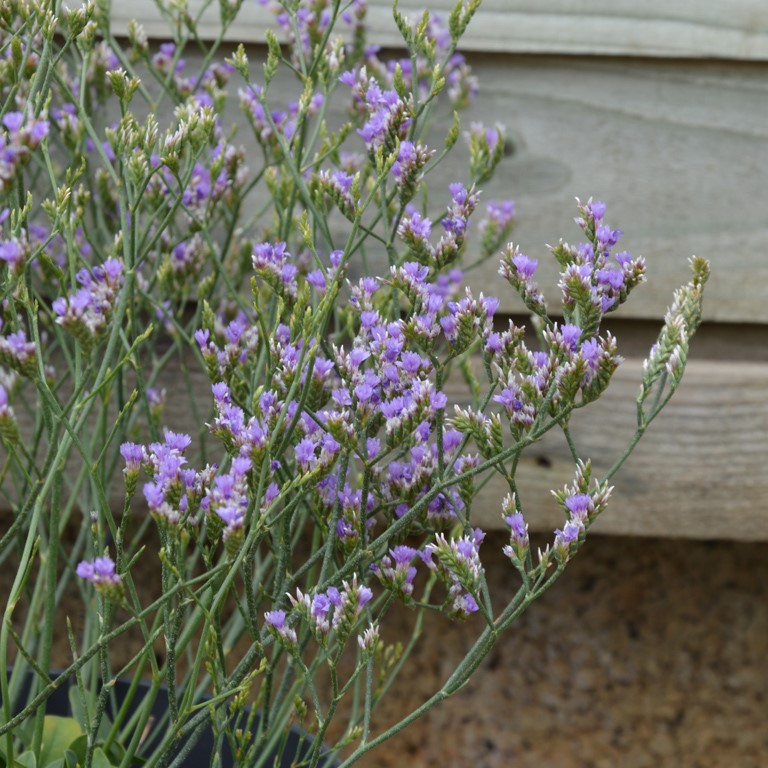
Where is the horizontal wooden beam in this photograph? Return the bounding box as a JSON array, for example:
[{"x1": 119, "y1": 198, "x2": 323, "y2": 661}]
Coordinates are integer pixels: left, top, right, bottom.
[
  {"x1": 145, "y1": 354, "x2": 768, "y2": 541},
  {"x1": 5, "y1": 353, "x2": 759, "y2": 540},
  {"x1": 466, "y1": 357, "x2": 768, "y2": 541},
  {"x1": 114, "y1": 1, "x2": 768, "y2": 60}
]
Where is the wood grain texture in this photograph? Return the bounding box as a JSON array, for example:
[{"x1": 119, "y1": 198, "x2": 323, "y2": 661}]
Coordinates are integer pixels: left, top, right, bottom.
[
  {"x1": 149, "y1": 354, "x2": 768, "y2": 540},
  {"x1": 114, "y1": 1, "x2": 768, "y2": 60},
  {"x1": 6, "y1": 355, "x2": 763, "y2": 539},
  {"x1": 418, "y1": 56, "x2": 768, "y2": 323},
  {"x1": 465, "y1": 358, "x2": 768, "y2": 541},
  {"x1": 148, "y1": 50, "x2": 768, "y2": 324}
]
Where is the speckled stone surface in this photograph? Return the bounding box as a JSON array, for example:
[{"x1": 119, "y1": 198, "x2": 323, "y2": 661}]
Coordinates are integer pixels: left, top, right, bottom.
[
  {"x1": 363, "y1": 535, "x2": 768, "y2": 768},
  {"x1": 4, "y1": 530, "x2": 766, "y2": 766}
]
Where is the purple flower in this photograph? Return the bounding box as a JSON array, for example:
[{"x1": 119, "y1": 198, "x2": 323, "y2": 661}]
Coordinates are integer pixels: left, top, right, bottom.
[
  {"x1": 505, "y1": 512, "x2": 527, "y2": 539},
  {"x1": 596, "y1": 225, "x2": 622, "y2": 247},
  {"x1": 295, "y1": 438, "x2": 316, "y2": 469},
  {"x1": 265, "y1": 609, "x2": 285, "y2": 628},
  {"x1": 588, "y1": 200, "x2": 606, "y2": 221},
  {"x1": 565, "y1": 493, "x2": 592, "y2": 522},
  {"x1": 120, "y1": 442, "x2": 144, "y2": 474},
  {"x1": 77, "y1": 556, "x2": 121, "y2": 587},
  {"x1": 511, "y1": 253, "x2": 538, "y2": 279},
  {"x1": 312, "y1": 593, "x2": 331, "y2": 619},
  {"x1": 358, "y1": 585, "x2": 373, "y2": 607},
  {"x1": 561, "y1": 323, "x2": 582, "y2": 351},
  {"x1": 0, "y1": 241, "x2": 22, "y2": 264},
  {"x1": 459, "y1": 593, "x2": 479, "y2": 613},
  {"x1": 596, "y1": 268, "x2": 625, "y2": 291},
  {"x1": 554, "y1": 520, "x2": 582, "y2": 555}
]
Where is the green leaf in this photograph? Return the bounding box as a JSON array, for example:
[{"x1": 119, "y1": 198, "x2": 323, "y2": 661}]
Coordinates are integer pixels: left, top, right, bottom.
[
  {"x1": 14, "y1": 751, "x2": 36, "y2": 768},
  {"x1": 67, "y1": 685, "x2": 86, "y2": 730},
  {"x1": 66, "y1": 735, "x2": 87, "y2": 765},
  {"x1": 91, "y1": 747, "x2": 115, "y2": 768},
  {"x1": 40, "y1": 717, "x2": 82, "y2": 767}
]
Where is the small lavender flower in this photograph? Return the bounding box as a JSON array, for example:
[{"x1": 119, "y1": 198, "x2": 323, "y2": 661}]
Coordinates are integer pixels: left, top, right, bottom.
[
  {"x1": 77, "y1": 555, "x2": 124, "y2": 601},
  {"x1": 391, "y1": 140, "x2": 434, "y2": 204},
  {"x1": 0, "y1": 382, "x2": 19, "y2": 446},
  {"x1": 265, "y1": 609, "x2": 297, "y2": 646},
  {"x1": 252, "y1": 241, "x2": 299, "y2": 299},
  {"x1": 52, "y1": 258, "x2": 124, "y2": 349},
  {"x1": 120, "y1": 442, "x2": 144, "y2": 496},
  {"x1": 0, "y1": 325, "x2": 36, "y2": 377},
  {"x1": 499, "y1": 244, "x2": 547, "y2": 316},
  {"x1": 501, "y1": 493, "x2": 530, "y2": 566},
  {"x1": 317, "y1": 169, "x2": 359, "y2": 220},
  {"x1": 427, "y1": 530, "x2": 485, "y2": 605},
  {"x1": 373, "y1": 545, "x2": 420, "y2": 600},
  {"x1": 553, "y1": 519, "x2": 583, "y2": 562}
]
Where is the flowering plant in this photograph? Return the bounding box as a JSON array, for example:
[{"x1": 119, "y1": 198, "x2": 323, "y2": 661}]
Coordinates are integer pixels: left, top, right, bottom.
[{"x1": 0, "y1": 1, "x2": 708, "y2": 766}]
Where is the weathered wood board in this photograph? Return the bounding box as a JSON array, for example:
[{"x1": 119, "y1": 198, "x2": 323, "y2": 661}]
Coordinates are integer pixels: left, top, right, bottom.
[
  {"x1": 452, "y1": 56, "x2": 768, "y2": 323},
  {"x1": 469, "y1": 358, "x2": 768, "y2": 541},
  {"x1": 5, "y1": 354, "x2": 764, "y2": 540},
  {"x1": 131, "y1": 50, "x2": 768, "y2": 324},
  {"x1": 42, "y1": 7, "x2": 768, "y2": 540},
  {"x1": 114, "y1": 1, "x2": 768, "y2": 59}
]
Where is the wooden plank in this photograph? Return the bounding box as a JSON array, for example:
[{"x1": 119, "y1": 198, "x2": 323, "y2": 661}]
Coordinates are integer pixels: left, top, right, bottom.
[
  {"x1": 89, "y1": 41, "x2": 768, "y2": 323},
  {"x1": 467, "y1": 357, "x2": 768, "y2": 541},
  {"x1": 4, "y1": 352, "x2": 768, "y2": 541},
  {"x1": 222, "y1": 54, "x2": 768, "y2": 324},
  {"x1": 113, "y1": 1, "x2": 768, "y2": 60},
  {"x1": 396, "y1": 56, "x2": 768, "y2": 323},
  {"x1": 5, "y1": 354, "x2": 760, "y2": 539},
  {"x1": 140, "y1": 355, "x2": 768, "y2": 540}
]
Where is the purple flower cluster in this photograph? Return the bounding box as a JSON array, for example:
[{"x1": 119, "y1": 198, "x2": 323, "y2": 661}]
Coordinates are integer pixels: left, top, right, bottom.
[
  {"x1": 0, "y1": 322, "x2": 36, "y2": 378},
  {"x1": 316, "y1": 169, "x2": 359, "y2": 220},
  {"x1": 201, "y1": 453, "x2": 252, "y2": 547},
  {"x1": 371, "y1": 544, "x2": 422, "y2": 600},
  {"x1": 550, "y1": 462, "x2": 613, "y2": 562},
  {"x1": 137, "y1": 430, "x2": 210, "y2": 527},
  {"x1": 501, "y1": 493, "x2": 529, "y2": 566},
  {"x1": 425, "y1": 529, "x2": 485, "y2": 619},
  {"x1": 289, "y1": 574, "x2": 374, "y2": 642},
  {"x1": 397, "y1": 184, "x2": 479, "y2": 269},
  {"x1": 195, "y1": 310, "x2": 260, "y2": 380},
  {"x1": 0, "y1": 111, "x2": 49, "y2": 192},
  {"x1": 264, "y1": 609, "x2": 297, "y2": 646},
  {"x1": 76, "y1": 555, "x2": 121, "y2": 586},
  {"x1": 151, "y1": 42, "x2": 234, "y2": 107},
  {"x1": 391, "y1": 140, "x2": 434, "y2": 204},
  {"x1": 146, "y1": 140, "x2": 247, "y2": 221},
  {"x1": 440, "y1": 288, "x2": 499, "y2": 354},
  {"x1": 340, "y1": 67, "x2": 413, "y2": 154},
  {"x1": 251, "y1": 241, "x2": 300, "y2": 299},
  {"x1": 0, "y1": 231, "x2": 27, "y2": 272},
  {"x1": 554, "y1": 199, "x2": 647, "y2": 326},
  {"x1": 258, "y1": 0, "x2": 366, "y2": 67},
  {"x1": 208, "y1": 381, "x2": 271, "y2": 465},
  {"x1": 498, "y1": 244, "x2": 547, "y2": 317},
  {"x1": 52, "y1": 257, "x2": 124, "y2": 347},
  {"x1": 239, "y1": 84, "x2": 321, "y2": 147},
  {"x1": 362, "y1": 13, "x2": 478, "y2": 107},
  {"x1": 76, "y1": 555, "x2": 123, "y2": 600}
]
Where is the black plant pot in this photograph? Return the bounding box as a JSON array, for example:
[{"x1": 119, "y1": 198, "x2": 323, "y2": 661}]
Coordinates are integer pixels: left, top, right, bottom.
[{"x1": 5, "y1": 670, "x2": 339, "y2": 768}]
